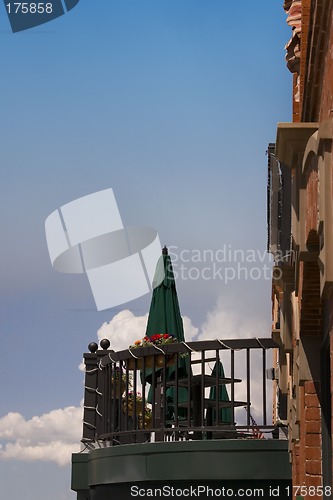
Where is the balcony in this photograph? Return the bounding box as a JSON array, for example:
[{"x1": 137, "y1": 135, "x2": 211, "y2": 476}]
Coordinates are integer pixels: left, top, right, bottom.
[{"x1": 72, "y1": 338, "x2": 291, "y2": 500}]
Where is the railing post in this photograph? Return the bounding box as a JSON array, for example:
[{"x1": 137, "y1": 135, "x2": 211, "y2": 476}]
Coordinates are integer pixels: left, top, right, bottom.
[
  {"x1": 81, "y1": 339, "x2": 113, "y2": 444},
  {"x1": 95, "y1": 339, "x2": 112, "y2": 439},
  {"x1": 82, "y1": 342, "x2": 99, "y2": 443}
]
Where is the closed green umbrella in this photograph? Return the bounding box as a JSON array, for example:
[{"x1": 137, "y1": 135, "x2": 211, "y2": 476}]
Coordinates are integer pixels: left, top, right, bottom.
[
  {"x1": 209, "y1": 360, "x2": 232, "y2": 424},
  {"x1": 145, "y1": 246, "x2": 188, "y2": 418},
  {"x1": 146, "y1": 245, "x2": 185, "y2": 344}
]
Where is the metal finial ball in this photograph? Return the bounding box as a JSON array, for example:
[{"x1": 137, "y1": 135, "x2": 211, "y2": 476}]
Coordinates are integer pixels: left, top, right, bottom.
[
  {"x1": 88, "y1": 342, "x2": 98, "y2": 353},
  {"x1": 100, "y1": 338, "x2": 110, "y2": 350},
  {"x1": 162, "y1": 245, "x2": 168, "y2": 255}
]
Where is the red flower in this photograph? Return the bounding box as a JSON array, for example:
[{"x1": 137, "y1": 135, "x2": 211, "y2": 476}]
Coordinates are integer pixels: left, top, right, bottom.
[
  {"x1": 163, "y1": 334, "x2": 169, "y2": 339},
  {"x1": 151, "y1": 334, "x2": 162, "y2": 341}
]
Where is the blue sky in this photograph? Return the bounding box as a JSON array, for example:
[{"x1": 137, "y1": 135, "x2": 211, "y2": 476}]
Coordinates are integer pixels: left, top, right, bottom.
[{"x1": 0, "y1": 1, "x2": 291, "y2": 498}]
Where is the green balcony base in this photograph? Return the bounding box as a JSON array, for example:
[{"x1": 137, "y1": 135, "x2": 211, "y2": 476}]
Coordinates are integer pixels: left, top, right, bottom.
[{"x1": 72, "y1": 440, "x2": 291, "y2": 499}]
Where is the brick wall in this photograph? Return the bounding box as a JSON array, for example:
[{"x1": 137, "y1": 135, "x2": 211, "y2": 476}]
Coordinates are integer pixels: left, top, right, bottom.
[
  {"x1": 299, "y1": 385, "x2": 306, "y2": 486},
  {"x1": 299, "y1": 0, "x2": 311, "y2": 112},
  {"x1": 330, "y1": 329, "x2": 333, "y2": 481},
  {"x1": 301, "y1": 0, "x2": 333, "y2": 121},
  {"x1": 319, "y1": 8, "x2": 333, "y2": 121},
  {"x1": 296, "y1": 247, "x2": 323, "y2": 496},
  {"x1": 281, "y1": 1, "x2": 333, "y2": 496},
  {"x1": 296, "y1": 382, "x2": 323, "y2": 499},
  {"x1": 300, "y1": 262, "x2": 322, "y2": 336},
  {"x1": 292, "y1": 442, "x2": 301, "y2": 490},
  {"x1": 291, "y1": 383, "x2": 323, "y2": 499},
  {"x1": 293, "y1": 0, "x2": 311, "y2": 123},
  {"x1": 304, "y1": 381, "x2": 322, "y2": 487},
  {"x1": 315, "y1": 0, "x2": 333, "y2": 476}
]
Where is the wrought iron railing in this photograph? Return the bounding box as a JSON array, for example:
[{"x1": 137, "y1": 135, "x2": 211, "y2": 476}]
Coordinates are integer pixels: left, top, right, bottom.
[{"x1": 81, "y1": 338, "x2": 282, "y2": 447}]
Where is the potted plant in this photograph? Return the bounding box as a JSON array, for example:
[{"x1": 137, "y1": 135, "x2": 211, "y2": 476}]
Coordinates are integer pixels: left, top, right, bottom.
[
  {"x1": 111, "y1": 366, "x2": 132, "y2": 399},
  {"x1": 122, "y1": 392, "x2": 153, "y2": 429},
  {"x1": 122, "y1": 391, "x2": 143, "y2": 416},
  {"x1": 138, "y1": 407, "x2": 153, "y2": 430}
]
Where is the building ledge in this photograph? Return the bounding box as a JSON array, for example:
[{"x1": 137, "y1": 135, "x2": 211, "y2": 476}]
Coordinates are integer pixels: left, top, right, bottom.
[{"x1": 276, "y1": 122, "x2": 318, "y2": 167}]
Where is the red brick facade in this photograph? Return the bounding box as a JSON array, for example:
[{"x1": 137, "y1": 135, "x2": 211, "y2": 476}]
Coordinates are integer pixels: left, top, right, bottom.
[
  {"x1": 319, "y1": 8, "x2": 333, "y2": 121},
  {"x1": 300, "y1": 262, "x2": 322, "y2": 337},
  {"x1": 289, "y1": 382, "x2": 323, "y2": 499},
  {"x1": 272, "y1": 1, "x2": 333, "y2": 498}
]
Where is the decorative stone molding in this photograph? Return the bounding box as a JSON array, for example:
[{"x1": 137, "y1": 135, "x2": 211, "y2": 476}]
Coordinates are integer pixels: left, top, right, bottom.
[
  {"x1": 275, "y1": 122, "x2": 318, "y2": 169},
  {"x1": 283, "y1": 0, "x2": 302, "y2": 102}
]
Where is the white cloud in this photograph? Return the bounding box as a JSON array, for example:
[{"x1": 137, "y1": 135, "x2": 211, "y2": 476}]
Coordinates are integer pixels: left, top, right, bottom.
[
  {"x1": 0, "y1": 406, "x2": 82, "y2": 466},
  {"x1": 97, "y1": 309, "x2": 149, "y2": 351},
  {"x1": 182, "y1": 315, "x2": 199, "y2": 340},
  {"x1": 198, "y1": 295, "x2": 269, "y2": 342},
  {"x1": 96, "y1": 308, "x2": 199, "y2": 349}
]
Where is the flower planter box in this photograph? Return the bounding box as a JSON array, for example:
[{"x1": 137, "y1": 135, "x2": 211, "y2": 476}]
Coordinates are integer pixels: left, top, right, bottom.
[{"x1": 127, "y1": 354, "x2": 175, "y2": 370}]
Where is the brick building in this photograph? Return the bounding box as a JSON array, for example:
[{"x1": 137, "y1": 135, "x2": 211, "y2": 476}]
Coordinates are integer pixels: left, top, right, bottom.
[{"x1": 267, "y1": 0, "x2": 333, "y2": 497}]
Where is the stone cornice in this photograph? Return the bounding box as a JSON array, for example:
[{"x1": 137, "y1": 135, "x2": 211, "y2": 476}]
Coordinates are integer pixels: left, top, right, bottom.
[{"x1": 275, "y1": 122, "x2": 318, "y2": 167}]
